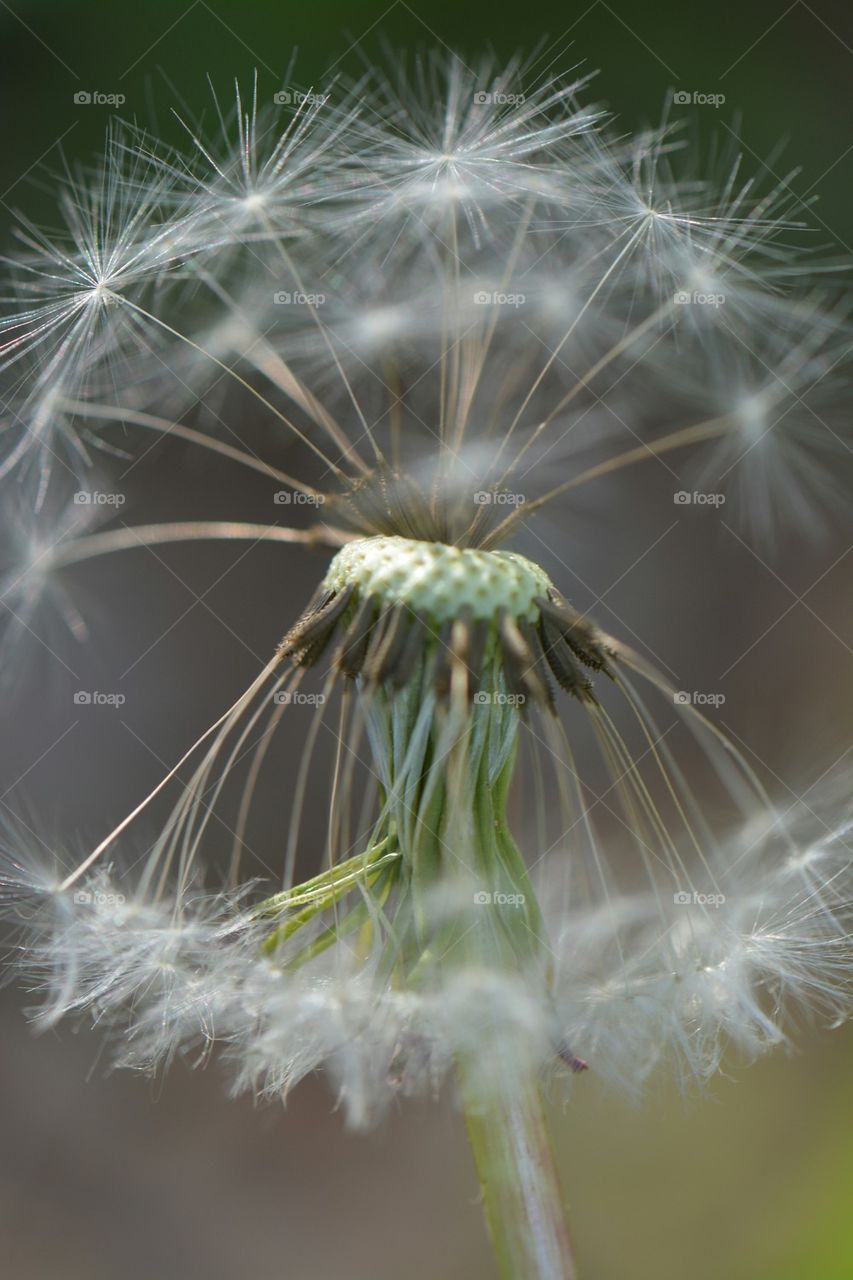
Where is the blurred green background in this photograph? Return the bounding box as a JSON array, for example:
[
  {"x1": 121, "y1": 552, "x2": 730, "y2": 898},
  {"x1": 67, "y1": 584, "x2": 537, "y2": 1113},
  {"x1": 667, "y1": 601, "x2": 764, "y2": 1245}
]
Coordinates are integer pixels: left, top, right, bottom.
[{"x1": 1, "y1": 2, "x2": 852, "y2": 1277}]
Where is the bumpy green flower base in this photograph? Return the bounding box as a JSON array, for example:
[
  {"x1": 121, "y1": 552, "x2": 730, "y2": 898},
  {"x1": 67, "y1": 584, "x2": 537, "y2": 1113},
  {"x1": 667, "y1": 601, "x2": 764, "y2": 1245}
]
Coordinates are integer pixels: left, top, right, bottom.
[{"x1": 323, "y1": 535, "x2": 553, "y2": 623}]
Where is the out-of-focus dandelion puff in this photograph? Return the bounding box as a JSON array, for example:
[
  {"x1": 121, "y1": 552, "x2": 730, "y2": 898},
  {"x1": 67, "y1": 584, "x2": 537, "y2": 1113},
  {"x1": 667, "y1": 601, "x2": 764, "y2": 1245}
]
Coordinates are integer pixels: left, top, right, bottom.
[
  {"x1": 0, "y1": 477, "x2": 108, "y2": 688},
  {"x1": 0, "y1": 132, "x2": 205, "y2": 489},
  {"x1": 1, "y1": 54, "x2": 852, "y2": 1137},
  {"x1": 129, "y1": 70, "x2": 360, "y2": 251},
  {"x1": 344, "y1": 53, "x2": 606, "y2": 246}
]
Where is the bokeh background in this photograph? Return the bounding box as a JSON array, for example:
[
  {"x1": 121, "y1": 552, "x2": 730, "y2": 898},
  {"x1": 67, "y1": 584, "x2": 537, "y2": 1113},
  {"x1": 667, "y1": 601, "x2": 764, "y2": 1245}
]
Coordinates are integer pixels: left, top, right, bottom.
[{"x1": 1, "y1": 1, "x2": 852, "y2": 1277}]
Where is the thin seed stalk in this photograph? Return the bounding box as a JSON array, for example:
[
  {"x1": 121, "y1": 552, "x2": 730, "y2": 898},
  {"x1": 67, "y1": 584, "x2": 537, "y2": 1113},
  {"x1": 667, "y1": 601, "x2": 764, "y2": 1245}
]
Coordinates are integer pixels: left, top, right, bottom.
[
  {"x1": 459, "y1": 1060, "x2": 576, "y2": 1280},
  {"x1": 393, "y1": 677, "x2": 575, "y2": 1279},
  {"x1": 456, "y1": 741, "x2": 576, "y2": 1280}
]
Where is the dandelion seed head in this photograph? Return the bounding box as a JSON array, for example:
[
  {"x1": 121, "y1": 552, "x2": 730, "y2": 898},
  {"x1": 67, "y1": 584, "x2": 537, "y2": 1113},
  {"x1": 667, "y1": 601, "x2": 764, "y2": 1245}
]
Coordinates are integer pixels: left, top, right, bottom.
[{"x1": 2, "y1": 52, "x2": 852, "y2": 1128}]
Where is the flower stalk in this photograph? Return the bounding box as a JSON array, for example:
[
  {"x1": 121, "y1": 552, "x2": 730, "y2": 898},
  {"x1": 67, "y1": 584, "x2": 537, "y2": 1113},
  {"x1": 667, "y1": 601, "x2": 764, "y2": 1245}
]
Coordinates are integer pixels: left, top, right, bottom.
[{"x1": 460, "y1": 1062, "x2": 576, "y2": 1280}]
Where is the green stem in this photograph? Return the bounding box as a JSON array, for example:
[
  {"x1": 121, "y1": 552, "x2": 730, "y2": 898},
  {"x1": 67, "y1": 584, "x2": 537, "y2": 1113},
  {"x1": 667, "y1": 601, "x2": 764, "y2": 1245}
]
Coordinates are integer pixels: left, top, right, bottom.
[
  {"x1": 367, "y1": 661, "x2": 577, "y2": 1277},
  {"x1": 459, "y1": 1062, "x2": 576, "y2": 1280}
]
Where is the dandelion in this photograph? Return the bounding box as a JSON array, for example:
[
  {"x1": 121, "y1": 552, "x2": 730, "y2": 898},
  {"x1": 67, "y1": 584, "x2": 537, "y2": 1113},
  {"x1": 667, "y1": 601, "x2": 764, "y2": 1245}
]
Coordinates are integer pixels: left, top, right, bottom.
[{"x1": 2, "y1": 55, "x2": 852, "y2": 1280}]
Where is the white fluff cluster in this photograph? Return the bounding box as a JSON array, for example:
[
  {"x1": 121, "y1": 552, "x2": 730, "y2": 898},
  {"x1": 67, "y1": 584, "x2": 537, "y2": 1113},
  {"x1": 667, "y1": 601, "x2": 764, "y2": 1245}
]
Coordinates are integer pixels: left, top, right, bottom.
[
  {"x1": 4, "y1": 847, "x2": 550, "y2": 1124},
  {"x1": 552, "y1": 811, "x2": 853, "y2": 1092},
  {"x1": 5, "y1": 784, "x2": 850, "y2": 1127}
]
